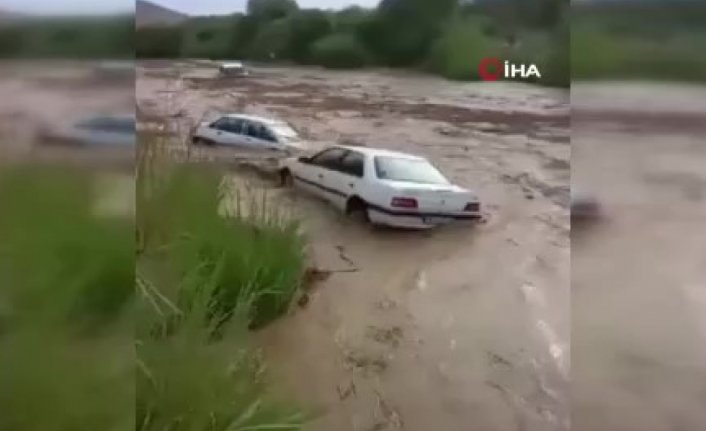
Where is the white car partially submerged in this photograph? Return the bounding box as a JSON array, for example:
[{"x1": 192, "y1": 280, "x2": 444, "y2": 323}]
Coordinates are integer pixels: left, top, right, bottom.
[
  {"x1": 191, "y1": 114, "x2": 307, "y2": 152},
  {"x1": 218, "y1": 61, "x2": 248, "y2": 76},
  {"x1": 280, "y1": 145, "x2": 481, "y2": 229}
]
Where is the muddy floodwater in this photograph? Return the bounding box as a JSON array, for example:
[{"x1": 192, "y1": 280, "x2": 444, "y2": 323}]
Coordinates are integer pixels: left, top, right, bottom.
[
  {"x1": 137, "y1": 60, "x2": 570, "y2": 431},
  {"x1": 572, "y1": 82, "x2": 706, "y2": 431}
]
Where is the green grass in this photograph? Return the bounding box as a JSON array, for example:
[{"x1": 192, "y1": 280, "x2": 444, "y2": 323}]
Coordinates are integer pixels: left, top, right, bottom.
[
  {"x1": 137, "y1": 159, "x2": 306, "y2": 329},
  {"x1": 0, "y1": 165, "x2": 134, "y2": 431},
  {"x1": 1, "y1": 157, "x2": 308, "y2": 431},
  {"x1": 572, "y1": 21, "x2": 706, "y2": 82}
]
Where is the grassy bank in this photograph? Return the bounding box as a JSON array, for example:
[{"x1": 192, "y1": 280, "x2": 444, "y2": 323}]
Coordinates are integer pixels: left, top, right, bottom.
[
  {"x1": 136, "y1": 141, "x2": 309, "y2": 429},
  {"x1": 1, "y1": 153, "x2": 308, "y2": 430},
  {"x1": 0, "y1": 166, "x2": 134, "y2": 431}
]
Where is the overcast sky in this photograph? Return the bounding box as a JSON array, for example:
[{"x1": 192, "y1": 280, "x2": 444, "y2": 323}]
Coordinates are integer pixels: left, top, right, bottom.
[
  {"x1": 2, "y1": 0, "x2": 379, "y2": 16},
  {"x1": 157, "y1": 0, "x2": 380, "y2": 15}
]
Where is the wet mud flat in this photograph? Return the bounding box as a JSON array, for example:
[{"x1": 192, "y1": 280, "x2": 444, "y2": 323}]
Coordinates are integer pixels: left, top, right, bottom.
[{"x1": 137, "y1": 60, "x2": 570, "y2": 431}]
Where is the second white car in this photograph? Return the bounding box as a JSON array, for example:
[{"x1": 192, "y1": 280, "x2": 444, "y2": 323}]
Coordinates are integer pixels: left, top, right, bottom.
[
  {"x1": 279, "y1": 145, "x2": 481, "y2": 229},
  {"x1": 191, "y1": 114, "x2": 307, "y2": 152}
]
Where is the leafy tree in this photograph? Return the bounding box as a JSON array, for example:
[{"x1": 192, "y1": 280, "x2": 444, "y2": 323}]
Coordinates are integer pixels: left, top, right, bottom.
[
  {"x1": 288, "y1": 9, "x2": 332, "y2": 63},
  {"x1": 247, "y1": 0, "x2": 298, "y2": 22},
  {"x1": 247, "y1": 17, "x2": 292, "y2": 60},
  {"x1": 310, "y1": 33, "x2": 371, "y2": 68},
  {"x1": 426, "y1": 16, "x2": 500, "y2": 80},
  {"x1": 361, "y1": 0, "x2": 458, "y2": 66},
  {"x1": 196, "y1": 30, "x2": 214, "y2": 42},
  {"x1": 333, "y1": 6, "x2": 372, "y2": 33},
  {"x1": 230, "y1": 14, "x2": 260, "y2": 58},
  {"x1": 0, "y1": 27, "x2": 24, "y2": 58},
  {"x1": 136, "y1": 26, "x2": 184, "y2": 58}
]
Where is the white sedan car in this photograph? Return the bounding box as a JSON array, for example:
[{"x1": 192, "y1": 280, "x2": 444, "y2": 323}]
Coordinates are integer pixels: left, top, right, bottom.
[
  {"x1": 280, "y1": 145, "x2": 481, "y2": 229},
  {"x1": 219, "y1": 61, "x2": 248, "y2": 76},
  {"x1": 191, "y1": 114, "x2": 306, "y2": 152}
]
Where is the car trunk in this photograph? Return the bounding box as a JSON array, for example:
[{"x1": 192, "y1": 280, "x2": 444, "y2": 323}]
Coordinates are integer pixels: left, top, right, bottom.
[{"x1": 383, "y1": 180, "x2": 472, "y2": 212}]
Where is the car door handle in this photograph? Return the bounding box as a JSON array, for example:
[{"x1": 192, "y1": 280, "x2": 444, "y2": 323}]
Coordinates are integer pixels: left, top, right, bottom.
[
  {"x1": 318, "y1": 174, "x2": 323, "y2": 179},
  {"x1": 348, "y1": 183, "x2": 354, "y2": 188}
]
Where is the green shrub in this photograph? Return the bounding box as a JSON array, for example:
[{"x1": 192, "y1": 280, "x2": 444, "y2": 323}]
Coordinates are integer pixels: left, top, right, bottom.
[{"x1": 310, "y1": 33, "x2": 371, "y2": 69}]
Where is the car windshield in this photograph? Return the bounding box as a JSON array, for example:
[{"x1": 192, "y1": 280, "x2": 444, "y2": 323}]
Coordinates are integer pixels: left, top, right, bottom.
[
  {"x1": 271, "y1": 123, "x2": 300, "y2": 141},
  {"x1": 374, "y1": 156, "x2": 449, "y2": 185}
]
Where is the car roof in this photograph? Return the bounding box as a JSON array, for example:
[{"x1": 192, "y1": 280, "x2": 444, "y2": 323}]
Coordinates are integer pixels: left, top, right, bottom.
[
  {"x1": 331, "y1": 145, "x2": 425, "y2": 160},
  {"x1": 221, "y1": 113, "x2": 289, "y2": 126}
]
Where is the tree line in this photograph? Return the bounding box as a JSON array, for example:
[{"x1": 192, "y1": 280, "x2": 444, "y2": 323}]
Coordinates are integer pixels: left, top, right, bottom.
[{"x1": 136, "y1": 0, "x2": 569, "y2": 87}]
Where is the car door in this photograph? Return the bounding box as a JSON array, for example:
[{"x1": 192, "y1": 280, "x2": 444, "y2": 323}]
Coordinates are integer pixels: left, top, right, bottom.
[
  {"x1": 326, "y1": 150, "x2": 366, "y2": 211},
  {"x1": 207, "y1": 117, "x2": 242, "y2": 146},
  {"x1": 242, "y1": 121, "x2": 281, "y2": 150},
  {"x1": 297, "y1": 147, "x2": 348, "y2": 201}
]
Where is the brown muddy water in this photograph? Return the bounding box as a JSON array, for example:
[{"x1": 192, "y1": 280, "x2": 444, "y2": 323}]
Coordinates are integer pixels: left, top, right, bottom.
[
  {"x1": 572, "y1": 82, "x2": 706, "y2": 431},
  {"x1": 137, "y1": 60, "x2": 570, "y2": 431}
]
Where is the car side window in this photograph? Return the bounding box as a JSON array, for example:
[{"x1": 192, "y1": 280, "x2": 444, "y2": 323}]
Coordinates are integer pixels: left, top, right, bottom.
[
  {"x1": 246, "y1": 122, "x2": 277, "y2": 142},
  {"x1": 227, "y1": 118, "x2": 244, "y2": 134},
  {"x1": 340, "y1": 151, "x2": 365, "y2": 177},
  {"x1": 310, "y1": 148, "x2": 346, "y2": 170},
  {"x1": 260, "y1": 126, "x2": 277, "y2": 142},
  {"x1": 210, "y1": 117, "x2": 230, "y2": 131}
]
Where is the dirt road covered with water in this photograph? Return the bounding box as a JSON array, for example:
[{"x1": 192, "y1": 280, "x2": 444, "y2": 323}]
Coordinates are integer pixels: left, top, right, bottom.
[{"x1": 137, "y1": 61, "x2": 570, "y2": 431}]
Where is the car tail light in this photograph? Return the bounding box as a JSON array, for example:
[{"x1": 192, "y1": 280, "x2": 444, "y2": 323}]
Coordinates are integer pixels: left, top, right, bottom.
[
  {"x1": 391, "y1": 197, "x2": 418, "y2": 208},
  {"x1": 464, "y1": 202, "x2": 480, "y2": 212}
]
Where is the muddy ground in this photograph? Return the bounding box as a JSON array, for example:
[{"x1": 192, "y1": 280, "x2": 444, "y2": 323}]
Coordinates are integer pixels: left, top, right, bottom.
[
  {"x1": 572, "y1": 82, "x2": 706, "y2": 431},
  {"x1": 137, "y1": 60, "x2": 571, "y2": 431}
]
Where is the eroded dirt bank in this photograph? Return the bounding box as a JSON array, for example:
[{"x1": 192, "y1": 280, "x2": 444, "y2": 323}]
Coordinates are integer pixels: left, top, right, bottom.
[{"x1": 137, "y1": 60, "x2": 570, "y2": 431}]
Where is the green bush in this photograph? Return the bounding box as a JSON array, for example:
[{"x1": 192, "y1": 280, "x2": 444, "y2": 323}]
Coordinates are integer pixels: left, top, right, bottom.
[{"x1": 310, "y1": 33, "x2": 371, "y2": 68}]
